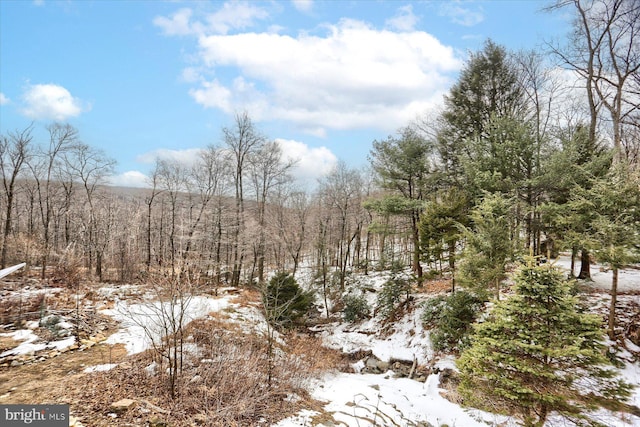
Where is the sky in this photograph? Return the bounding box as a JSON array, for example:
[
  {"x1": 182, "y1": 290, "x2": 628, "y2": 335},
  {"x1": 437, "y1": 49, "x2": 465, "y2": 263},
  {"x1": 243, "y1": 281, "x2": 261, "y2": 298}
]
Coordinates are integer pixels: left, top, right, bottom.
[{"x1": 0, "y1": 0, "x2": 570, "y2": 188}]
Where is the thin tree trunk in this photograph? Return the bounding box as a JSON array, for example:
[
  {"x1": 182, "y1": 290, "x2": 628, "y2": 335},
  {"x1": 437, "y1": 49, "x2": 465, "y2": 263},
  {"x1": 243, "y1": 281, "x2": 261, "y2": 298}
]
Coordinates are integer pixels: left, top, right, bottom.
[{"x1": 609, "y1": 267, "x2": 618, "y2": 339}]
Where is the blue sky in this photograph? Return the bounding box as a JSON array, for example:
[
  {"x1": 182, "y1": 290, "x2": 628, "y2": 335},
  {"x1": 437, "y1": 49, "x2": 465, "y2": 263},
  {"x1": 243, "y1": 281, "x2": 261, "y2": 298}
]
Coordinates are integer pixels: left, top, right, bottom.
[{"x1": 0, "y1": 0, "x2": 568, "y2": 187}]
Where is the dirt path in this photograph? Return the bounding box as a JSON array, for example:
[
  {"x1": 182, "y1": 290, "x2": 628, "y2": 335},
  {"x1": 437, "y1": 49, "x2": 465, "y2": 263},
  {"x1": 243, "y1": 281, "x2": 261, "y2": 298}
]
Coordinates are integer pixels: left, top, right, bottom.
[{"x1": 0, "y1": 342, "x2": 127, "y2": 404}]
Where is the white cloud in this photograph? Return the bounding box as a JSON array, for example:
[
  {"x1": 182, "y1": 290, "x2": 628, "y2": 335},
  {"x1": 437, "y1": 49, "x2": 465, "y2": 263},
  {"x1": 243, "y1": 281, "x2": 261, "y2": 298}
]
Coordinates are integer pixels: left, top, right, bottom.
[
  {"x1": 439, "y1": 3, "x2": 484, "y2": 27},
  {"x1": 276, "y1": 138, "x2": 338, "y2": 183},
  {"x1": 385, "y1": 5, "x2": 418, "y2": 32},
  {"x1": 153, "y1": 8, "x2": 196, "y2": 36},
  {"x1": 137, "y1": 148, "x2": 205, "y2": 166},
  {"x1": 0, "y1": 93, "x2": 9, "y2": 105},
  {"x1": 188, "y1": 79, "x2": 234, "y2": 112},
  {"x1": 292, "y1": 0, "x2": 313, "y2": 13},
  {"x1": 20, "y1": 83, "x2": 89, "y2": 121},
  {"x1": 108, "y1": 171, "x2": 150, "y2": 188},
  {"x1": 154, "y1": 2, "x2": 269, "y2": 36},
  {"x1": 187, "y1": 18, "x2": 461, "y2": 134}
]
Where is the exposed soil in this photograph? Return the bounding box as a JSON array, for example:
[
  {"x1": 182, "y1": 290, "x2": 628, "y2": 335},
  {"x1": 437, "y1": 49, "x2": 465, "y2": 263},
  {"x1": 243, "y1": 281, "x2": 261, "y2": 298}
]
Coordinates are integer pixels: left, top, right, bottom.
[{"x1": 0, "y1": 342, "x2": 128, "y2": 404}]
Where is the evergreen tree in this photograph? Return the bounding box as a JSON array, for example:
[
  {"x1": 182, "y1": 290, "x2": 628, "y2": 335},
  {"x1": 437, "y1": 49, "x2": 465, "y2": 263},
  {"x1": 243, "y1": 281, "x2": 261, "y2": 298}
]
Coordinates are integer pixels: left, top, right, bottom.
[
  {"x1": 263, "y1": 272, "x2": 313, "y2": 327},
  {"x1": 457, "y1": 193, "x2": 514, "y2": 300},
  {"x1": 541, "y1": 124, "x2": 612, "y2": 278},
  {"x1": 369, "y1": 125, "x2": 435, "y2": 279},
  {"x1": 458, "y1": 263, "x2": 633, "y2": 427},
  {"x1": 571, "y1": 164, "x2": 640, "y2": 338},
  {"x1": 437, "y1": 40, "x2": 527, "y2": 184},
  {"x1": 419, "y1": 188, "x2": 469, "y2": 291}
]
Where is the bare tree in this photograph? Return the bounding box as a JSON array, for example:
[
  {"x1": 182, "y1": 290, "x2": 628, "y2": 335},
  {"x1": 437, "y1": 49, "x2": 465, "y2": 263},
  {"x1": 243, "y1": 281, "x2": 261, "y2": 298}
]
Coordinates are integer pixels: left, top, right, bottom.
[
  {"x1": 0, "y1": 125, "x2": 33, "y2": 268},
  {"x1": 156, "y1": 158, "x2": 187, "y2": 277},
  {"x1": 272, "y1": 187, "x2": 311, "y2": 277},
  {"x1": 549, "y1": 0, "x2": 640, "y2": 162},
  {"x1": 27, "y1": 123, "x2": 78, "y2": 279},
  {"x1": 145, "y1": 160, "x2": 165, "y2": 272},
  {"x1": 247, "y1": 141, "x2": 294, "y2": 284},
  {"x1": 182, "y1": 145, "x2": 229, "y2": 268},
  {"x1": 318, "y1": 162, "x2": 365, "y2": 292},
  {"x1": 62, "y1": 142, "x2": 116, "y2": 280},
  {"x1": 223, "y1": 111, "x2": 265, "y2": 287}
]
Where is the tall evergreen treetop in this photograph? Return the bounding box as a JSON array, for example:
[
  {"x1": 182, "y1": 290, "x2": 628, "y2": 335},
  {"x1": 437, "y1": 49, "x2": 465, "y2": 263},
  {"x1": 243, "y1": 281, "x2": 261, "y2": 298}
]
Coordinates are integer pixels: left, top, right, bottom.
[{"x1": 438, "y1": 40, "x2": 528, "y2": 180}]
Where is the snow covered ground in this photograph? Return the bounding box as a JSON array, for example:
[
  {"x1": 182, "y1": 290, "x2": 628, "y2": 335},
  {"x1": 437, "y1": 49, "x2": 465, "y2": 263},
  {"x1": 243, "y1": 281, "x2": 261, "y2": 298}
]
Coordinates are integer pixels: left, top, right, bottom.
[
  {"x1": 553, "y1": 254, "x2": 639, "y2": 293},
  {"x1": 2, "y1": 259, "x2": 638, "y2": 426},
  {"x1": 102, "y1": 295, "x2": 233, "y2": 355},
  {"x1": 276, "y1": 261, "x2": 640, "y2": 427}
]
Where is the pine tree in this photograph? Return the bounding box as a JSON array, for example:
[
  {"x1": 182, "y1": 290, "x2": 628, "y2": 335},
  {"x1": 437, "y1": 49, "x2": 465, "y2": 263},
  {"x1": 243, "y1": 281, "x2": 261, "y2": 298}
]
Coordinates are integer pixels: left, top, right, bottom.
[
  {"x1": 457, "y1": 263, "x2": 633, "y2": 427},
  {"x1": 437, "y1": 40, "x2": 527, "y2": 184},
  {"x1": 369, "y1": 125, "x2": 435, "y2": 279},
  {"x1": 457, "y1": 193, "x2": 514, "y2": 300},
  {"x1": 573, "y1": 164, "x2": 640, "y2": 338},
  {"x1": 419, "y1": 188, "x2": 470, "y2": 291}
]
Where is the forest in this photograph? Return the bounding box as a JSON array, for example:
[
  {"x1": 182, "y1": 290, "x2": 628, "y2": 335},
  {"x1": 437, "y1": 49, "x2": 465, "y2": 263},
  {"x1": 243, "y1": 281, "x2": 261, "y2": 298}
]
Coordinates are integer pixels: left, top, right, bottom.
[{"x1": 0, "y1": 1, "x2": 639, "y2": 426}]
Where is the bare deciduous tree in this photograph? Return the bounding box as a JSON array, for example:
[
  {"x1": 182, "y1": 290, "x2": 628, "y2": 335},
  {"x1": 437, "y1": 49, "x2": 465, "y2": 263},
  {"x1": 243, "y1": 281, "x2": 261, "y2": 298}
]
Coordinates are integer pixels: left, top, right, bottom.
[
  {"x1": 0, "y1": 125, "x2": 33, "y2": 268},
  {"x1": 223, "y1": 111, "x2": 265, "y2": 287}
]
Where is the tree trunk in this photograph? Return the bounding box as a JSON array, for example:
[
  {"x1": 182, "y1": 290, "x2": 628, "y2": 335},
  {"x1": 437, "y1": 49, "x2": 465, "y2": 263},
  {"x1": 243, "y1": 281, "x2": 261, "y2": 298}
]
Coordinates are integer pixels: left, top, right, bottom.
[
  {"x1": 609, "y1": 267, "x2": 618, "y2": 339},
  {"x1": 578, "y1": 249, "x2": 591, "y2": 279},
  {"x1": 411, "y1": 212, "x2": 423, "y2": 280}
]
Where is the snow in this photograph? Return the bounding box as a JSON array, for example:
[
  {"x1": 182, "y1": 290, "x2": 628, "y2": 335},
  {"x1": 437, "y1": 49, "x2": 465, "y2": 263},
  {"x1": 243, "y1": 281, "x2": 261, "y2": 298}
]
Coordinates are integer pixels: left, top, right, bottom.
[
  {"x1": 0, "y1": 329, "x2": 75, "y2": 357},
  {"x1": 276, "y1": 371, "x2": 515, "y2": 427},
  {"x1": 102, "y1": 295, "x2": 233, "y2": 355},
  {"x1": 276, "y1": 261, "x2": 640, "y2": 427},
  {"x1": 553, "y1": 255, "x2": 640, "y2": 293},
  {"x1": 83, "y1": 363, "x2": 118, "y2": 373},
  {"x1": 313, "y1": 309, "x2": 432, "y2": 365}
]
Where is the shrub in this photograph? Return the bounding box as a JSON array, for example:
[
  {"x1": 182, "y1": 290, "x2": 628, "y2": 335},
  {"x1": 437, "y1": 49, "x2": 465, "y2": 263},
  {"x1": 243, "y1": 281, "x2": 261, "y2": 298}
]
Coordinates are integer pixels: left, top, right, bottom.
[
  {"x1": 420, "y1": 295, "x2": 447, "y2": 327},
  {"x1": 263, "y1": 272, "x2": 313, "y2": 327},
  {"x1": 343, "y1": 293, "x2": 370, "y2": 322},
  {"x1": 375, "y1": 274, "x2": 412, "y2": 322},
  {"x1": 422, "y1": 291, "x2": 482, "y2": 352}
]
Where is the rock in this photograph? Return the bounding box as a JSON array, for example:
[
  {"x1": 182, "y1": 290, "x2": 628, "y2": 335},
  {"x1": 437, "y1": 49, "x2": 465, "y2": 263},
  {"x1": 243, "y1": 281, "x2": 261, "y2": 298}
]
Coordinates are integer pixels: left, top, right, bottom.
[
  {"x1": 148, "y1": 417, "x2": 168, "y2": 427},
  {"x1": 10, "y1": 360, "x2": 21, "y2": 367},
  {"x1": 364, "y1": 356, "x2": 389, "y2": 373},
  {"x1": 111, "y1": 398, "x2": 136, "y2": 413}
]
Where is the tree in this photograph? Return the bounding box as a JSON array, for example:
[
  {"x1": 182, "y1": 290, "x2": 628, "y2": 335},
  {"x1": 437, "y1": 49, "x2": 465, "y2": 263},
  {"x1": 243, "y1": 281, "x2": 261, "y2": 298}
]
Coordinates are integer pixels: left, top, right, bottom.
[
  {"x1": 318, "y1": 162, "x2": 365, "y2": 291},
  {"x1": 421, "y1": 290, "x2": 482, "y2": 352},
  {"x1": 419, "y1": 187, "x2": 469, "y2": 290},
  {"x1": 369, "y1": 125, "x2": 434, "y2": 279},
  {"x1": 273, "y1": 187, "x2": 310, "y2": 277},
  {"x1": 457, "y1": 193, "x2": 514, "y2": 301},
  {"x1": 0, "y1": 125, "x2": 33, "y2": 268},
  {"x1": 182, "y1": 145, "x2": 228, "y2": 266},
  {"x1": 571, "y1": 164, "x2": 640, "y2": 339},
  {"x1": 437, "y1": 40, "x2": 527, "y2": 184},
  {"x1": 262, "y1": 272, "x2": 312, "y2": 327},
  {"x1": 144, "y1": 160, "x2": 165, "y2": 272},
  {"x1": 27, "y1": 123, "x2": 78, "y2": 279},
  {"x1": 542, "y1": 124, "x2": 612, "y2": 279},
  {"x1": 156, "y1": 158, "x2": 187, "y2": 277},
  {"x1": 62, "y1": 142, "x2": 116, "y2": 280},
  {"x1": 223, "y1": 111, "x2": 265, "y2": 287},
  {"x1": 458, "y1": 262, "x2": 633, "y2": 427},
  {"x1": 247, "y1": 141, "x2": 294, "y2": 284},
  {"x1": 550, "y1": 0, "x2": 640, "y2": 164}
]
